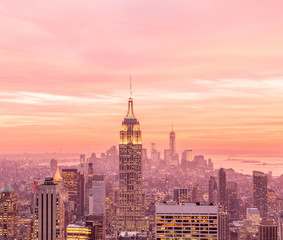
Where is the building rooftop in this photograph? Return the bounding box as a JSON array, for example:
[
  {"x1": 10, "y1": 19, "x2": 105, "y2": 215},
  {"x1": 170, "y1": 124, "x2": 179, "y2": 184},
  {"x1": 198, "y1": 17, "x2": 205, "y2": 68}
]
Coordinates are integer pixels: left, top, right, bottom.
[
  {"x1": 156, "y1": 201, "x2": 218, "y2": 214},
  {"x1": 3, "y1": 185, "x2": 14, "y2": 193}
]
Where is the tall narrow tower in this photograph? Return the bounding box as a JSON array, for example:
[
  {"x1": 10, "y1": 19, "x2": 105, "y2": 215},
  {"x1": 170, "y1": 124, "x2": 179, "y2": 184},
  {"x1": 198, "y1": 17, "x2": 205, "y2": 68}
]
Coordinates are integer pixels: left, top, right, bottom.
[
  {"x1": 117, "y1": 97, "x2": 144, "y2": 232},
  {"x1": 253, "y1": 171, "x2": 268, "y2": 217},
  {"x1": 169, "y1": 127, "x2": 176, "y2": 164}
]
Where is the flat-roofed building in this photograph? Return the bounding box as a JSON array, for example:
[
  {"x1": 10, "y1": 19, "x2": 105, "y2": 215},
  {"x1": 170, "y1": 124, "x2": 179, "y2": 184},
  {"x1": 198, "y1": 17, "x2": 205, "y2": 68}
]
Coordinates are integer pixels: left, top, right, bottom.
[
  {"x1": 66, "y1": 224, "x2": 92, "y2": 240},
  {"x1": 259, "y1": 219, "x2": 277, "y2": 240},
  {"x1": 155, "y1": 202, "x2": 218, "y2": 240}
]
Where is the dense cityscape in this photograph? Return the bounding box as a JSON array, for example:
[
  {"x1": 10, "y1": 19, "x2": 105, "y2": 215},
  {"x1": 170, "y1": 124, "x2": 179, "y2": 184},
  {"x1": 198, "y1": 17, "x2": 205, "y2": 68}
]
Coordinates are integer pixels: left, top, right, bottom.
[{"x1": 0, "y1": 97, "x2": 282, "y2": 240}]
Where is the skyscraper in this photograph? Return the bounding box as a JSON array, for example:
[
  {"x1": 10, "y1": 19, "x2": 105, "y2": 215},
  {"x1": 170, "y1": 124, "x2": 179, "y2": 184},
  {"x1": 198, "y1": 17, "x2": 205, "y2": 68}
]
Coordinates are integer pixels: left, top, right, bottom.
[
  {"x1": 253, "y1": 171, "x2": 268, "y2": 217},
  {"x1": 88, "y1": 175, "x2": 105, "y2": 216},
  {"x1": 169, "y1": 129, "x2": 175, "y2": 159},
  {"x1": 209, "y1": 176, "x2": 217, "y2": 203},
  {"x1": 259, "y1": 219, "x2": 277, "y2": 240},
  {"x1": 218, "y1": 211, "x2": 229, "y2": 240},
  {"x1": 0, "y1": 185, "x2": 18, "y2": 239},
  {"x1": 227, "y1": 179, "x2": 239, "y2": 221},
  {"x1": 62, "y1": 168, "x2": 84, "y2": 217},
  {"x1": 117, "y1": 97, "x2": 144, "y2": 232},
  {"x1": 33, "y1": 178, "x2": 63, "y2": 240},
  {"x1": 62, "y1": 169, "x2": 79, "y2": 204},
  {"x1": 173, "y1": 188, "x2": 189, "y2": 203},
  {"x1": 50, "y1": 159, "x2": 58, "y2": 175},
  {"x1": 169, "y1": 128, "x2": 178, "y2": 165},
  {"x1": 218, "y1": 168, "x2": 227, "y2": 210}
]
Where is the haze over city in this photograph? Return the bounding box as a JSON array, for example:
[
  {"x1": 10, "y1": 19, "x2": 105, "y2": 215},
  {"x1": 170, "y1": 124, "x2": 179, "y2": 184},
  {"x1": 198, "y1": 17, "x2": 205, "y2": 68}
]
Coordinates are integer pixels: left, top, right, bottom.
[{"x1": 2, "y1": 1, "x2": 283, "y2": 240}]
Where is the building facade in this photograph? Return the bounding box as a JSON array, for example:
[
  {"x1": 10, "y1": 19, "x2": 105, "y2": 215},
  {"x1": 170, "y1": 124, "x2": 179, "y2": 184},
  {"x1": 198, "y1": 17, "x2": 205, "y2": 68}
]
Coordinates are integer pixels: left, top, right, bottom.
[
  {"x1": 173, "y1": 188, "x2": 189, "y2": 203},
  {"x1": 0, "y1": 185, "x2": 18, "y2": 240},
  {"x1": 88, "y1": 175, "x2": 105, "y2": 216},
  {"x1": 33, "y1": 178, "x2": 63, "y2": 240},
  {"x1": 155, "y1": 202, "x2": 218, "y2": 240},
  {"x1": 66, "y1": 224, "x2": 92, "y2": 240},
  {"x1": 208, "y1": 176, "x2": 217, "y2": 203},
  {"x1": 62, "y1": 169, "x2": 79, "y2": 205},
  {"x1": 253, "y1": 171, "x2": 268, "y2": 218},
  {"x1": 258, "y1": 219, "x2": 277, "y2": 240},
  {"x1": 117, "y1": 97, "x2": 144, "y2": 232},
  {"x1": 218, "y1": 168, "x2": 227, "y2": 210}
]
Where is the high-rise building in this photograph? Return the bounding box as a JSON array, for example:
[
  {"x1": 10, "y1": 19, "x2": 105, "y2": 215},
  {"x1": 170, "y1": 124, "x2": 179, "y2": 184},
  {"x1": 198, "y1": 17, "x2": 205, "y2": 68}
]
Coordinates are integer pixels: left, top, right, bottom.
[
  {"x1": 192, "y1": 185, "x2": 200, "y2": 202},
  {"x1": 253, "y1": 171, "x2": 268, "y2": 217},
  {"x1": 151, "y1": 143, "x2": 158, "y2": 163},
  {"x1": 209, "y1": 176, "x2": 217, "y2": 203},
  {"x1": 50, "y1": 159, "x2": 58, "y2": 175},
  {"x1": 258, "y1": 219, "x2": 277, "y2": 240},
  {"x1": 0, "y1": 185, "x2": 18, "y2": 239},
  {"x1": 227, "y1": 179, "x2": 239, "y2": 221},
  {"x1": 86, "y1": 215, "x2": 105, "y2": 240},
  {"x1": 62, "y1": 168, "x2": 84, "y2": 217},
  {"x1": 80, "y1": 154, "x2": 86, "y2": 173},
  {"x1": 78, "y1": 171, "x2": 85, "y2": 217},
  {"x1": 173, "y1": 188, "x2": 189, "y2": 203},
  {"x1": 117, "y1": 97, "x2": 144, "y2": 232},
  {"x1": 164, "y1": 149, "x2": 171, "y2": 165},
  {"x1": 156, "y1": 202, "x2": 218, "y2": 240},
  {"x1": 182, "y1": 150, "x2": 193, "y2": 163},
  {"x1": 246, "y1": 208, "x2": 260, "y2": 226},
  {"x1": 54, "y1": 168, "x2": 63, "y2": 183},
  {"x1": 33, "y1": 178, "x2": 63, "y2": 240},
  {"x1": 169, "y1": 129, "x2": 179, "y2": 166},
  {"x1": 193, "y1": 155, "x2": 207, "y2": 168},
  {"x1": 218, "y1": 168, "x2": 227, "y2": 210},
  {"x1": 181, "y1": 149, "x2": 193, "y2": 169},
  {"x1": 62, "y1": 169, "x2": 79, "y2": 205},
  {"x1": 169, "y1": 129, "x2": 175, "y2": 162},
  {"x1": 66, "y1": 223, "x2": 92, "y2": 240},
  {"x1": 88, "y1": 175, "x2": 105, "y2": 216},
  {"x1": 218, "y1": 212, "x2": 229, "y2": 240}
]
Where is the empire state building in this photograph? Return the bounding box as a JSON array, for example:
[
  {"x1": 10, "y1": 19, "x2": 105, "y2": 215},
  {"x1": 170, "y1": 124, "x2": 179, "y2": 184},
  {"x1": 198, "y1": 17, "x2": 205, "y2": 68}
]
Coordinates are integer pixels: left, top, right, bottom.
[{"x1": 117, "y1": 97, "x2": 144, "y2": 232}]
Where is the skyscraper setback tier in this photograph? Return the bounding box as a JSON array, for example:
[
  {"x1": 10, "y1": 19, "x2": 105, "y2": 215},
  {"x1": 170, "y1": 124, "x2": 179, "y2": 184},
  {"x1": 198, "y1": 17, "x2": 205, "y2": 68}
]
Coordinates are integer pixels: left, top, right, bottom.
[{"x1": 117, "y1": 97, "x2": 144, "y2": 232}]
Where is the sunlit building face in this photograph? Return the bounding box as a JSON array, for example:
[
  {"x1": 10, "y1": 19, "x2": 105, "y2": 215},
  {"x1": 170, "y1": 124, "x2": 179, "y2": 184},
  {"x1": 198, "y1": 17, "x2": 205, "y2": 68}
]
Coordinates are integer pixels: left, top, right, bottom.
[{"x1": 117, "y1": 98, "x2": 144, "y2": 232}]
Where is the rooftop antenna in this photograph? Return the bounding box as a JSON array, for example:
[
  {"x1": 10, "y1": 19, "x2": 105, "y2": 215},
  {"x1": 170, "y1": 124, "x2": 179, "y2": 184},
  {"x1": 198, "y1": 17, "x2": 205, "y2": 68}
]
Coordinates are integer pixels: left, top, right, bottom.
[{"x1": 130, "y1": 76, "x2": 132, "y2": 98}]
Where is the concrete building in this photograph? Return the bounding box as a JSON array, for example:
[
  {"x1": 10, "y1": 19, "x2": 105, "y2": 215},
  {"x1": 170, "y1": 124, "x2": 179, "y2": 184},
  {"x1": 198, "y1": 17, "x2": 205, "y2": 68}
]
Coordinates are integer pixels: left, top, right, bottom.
[
  {"x1": 67, "y1": 223, "x2": 92, "y2": 240},
  {"x1": 89, "y1": 175, "x2": 105, "y2": 216},
  {"x1": 253, "y1": 171, "x2": 268, "y2": 218},
  {"x1": 0, "y1": 185, "x2": 18, "y2": 239},
  {"x1": 218, "y1": 212, "x2": 229, "y2": 240},
  {"x1": 218, "y1": 168, "x2": 227, "y2": 210},
  {"x1": 33, "y1": 178, "x2": 63, "y2": 240},
  {"x1": 208, "y1": 176, "x2": 217, "y2": 203},
  {"x1": 259, "y1": 219, "x2": 277, "y2": 240},
  {"x1": 156, "y1": 202, "x2": 218, "y2": 239},
  {"x1": 173, "y1": 188, "x2": 189, "y2": 203}
]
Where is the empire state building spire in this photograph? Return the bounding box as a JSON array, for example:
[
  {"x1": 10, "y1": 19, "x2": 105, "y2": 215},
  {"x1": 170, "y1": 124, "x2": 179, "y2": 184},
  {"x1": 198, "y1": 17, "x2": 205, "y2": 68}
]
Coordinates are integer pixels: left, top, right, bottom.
[
  {"x1": 126, "y1": 98, "x2": 135, "y2": 119},
  {"x1": 126, "y1": 77, "x2": 135, "y2": 119}
]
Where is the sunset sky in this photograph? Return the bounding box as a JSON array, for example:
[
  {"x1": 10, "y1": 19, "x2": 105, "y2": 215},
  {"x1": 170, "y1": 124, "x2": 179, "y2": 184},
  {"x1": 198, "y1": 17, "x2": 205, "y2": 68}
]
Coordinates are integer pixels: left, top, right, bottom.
[{"x1": 0, "y1": 0, "x2": 282, "y2": 155}]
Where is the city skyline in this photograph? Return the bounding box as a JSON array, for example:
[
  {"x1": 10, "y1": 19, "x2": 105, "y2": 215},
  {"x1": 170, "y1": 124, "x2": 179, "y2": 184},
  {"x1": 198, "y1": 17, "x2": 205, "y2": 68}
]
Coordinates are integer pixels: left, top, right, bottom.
[{"x1": 0, "y1": 1, "x2": 282, "y2": 158}]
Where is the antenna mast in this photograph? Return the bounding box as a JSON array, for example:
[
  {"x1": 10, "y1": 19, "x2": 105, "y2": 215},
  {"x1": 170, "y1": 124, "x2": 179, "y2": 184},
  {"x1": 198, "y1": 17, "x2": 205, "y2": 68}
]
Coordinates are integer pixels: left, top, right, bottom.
[{"x1": 130, "y1": 76, "x2": 132, "y2": 98}]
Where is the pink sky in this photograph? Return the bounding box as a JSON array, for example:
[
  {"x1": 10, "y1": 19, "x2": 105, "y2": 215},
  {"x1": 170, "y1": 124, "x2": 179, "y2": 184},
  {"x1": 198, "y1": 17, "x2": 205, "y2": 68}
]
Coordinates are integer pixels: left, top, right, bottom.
[{"x1": 0, "y1": 0, "x2": 282, "y2": 155}]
